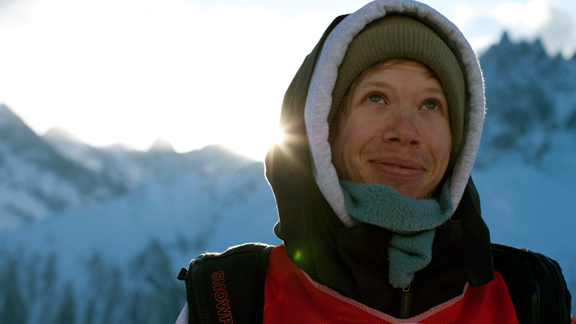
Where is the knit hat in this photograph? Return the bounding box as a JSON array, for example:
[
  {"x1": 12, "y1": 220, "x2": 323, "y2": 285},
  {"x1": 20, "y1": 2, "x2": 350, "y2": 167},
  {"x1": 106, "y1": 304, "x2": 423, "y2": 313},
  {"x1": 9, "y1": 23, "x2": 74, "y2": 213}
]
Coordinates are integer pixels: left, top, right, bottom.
[{"x1": 329, "y1": 15, "x2": 466, "y2": 166}]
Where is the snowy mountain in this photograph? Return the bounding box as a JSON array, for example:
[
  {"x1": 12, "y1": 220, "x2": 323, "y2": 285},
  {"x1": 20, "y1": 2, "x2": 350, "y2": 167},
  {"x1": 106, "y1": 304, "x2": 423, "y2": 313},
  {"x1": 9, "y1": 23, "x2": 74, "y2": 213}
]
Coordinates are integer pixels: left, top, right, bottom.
[
  {"x1": 1, "y1": 33, "x2": 576, "y2": 323},
  {"x1": 475, "y1": 32, "x2": 576, "y2": 256},
  {"x1": 476, "y1": 32, "x2": 576, "y2": 168},
  {"x1": 43, "y1": 127, "x2": 254, "y2": 194},
  {"x1": 0, "y1": 105, "x2": 129, "y2": 229}
]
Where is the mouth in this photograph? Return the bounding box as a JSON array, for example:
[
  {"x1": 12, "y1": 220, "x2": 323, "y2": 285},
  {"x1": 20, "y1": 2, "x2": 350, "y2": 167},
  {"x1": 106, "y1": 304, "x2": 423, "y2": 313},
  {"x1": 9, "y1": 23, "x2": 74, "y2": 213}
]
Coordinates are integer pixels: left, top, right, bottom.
[{"x1": 369, "y1": 158, "x2": 424, "y2": 178}]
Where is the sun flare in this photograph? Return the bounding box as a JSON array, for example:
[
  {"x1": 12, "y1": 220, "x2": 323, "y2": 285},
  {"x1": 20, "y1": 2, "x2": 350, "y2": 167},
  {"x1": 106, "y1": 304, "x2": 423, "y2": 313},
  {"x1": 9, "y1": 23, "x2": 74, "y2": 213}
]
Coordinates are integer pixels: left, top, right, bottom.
[{"x1": 223, "y1": 124, "x2": 285, "y2": 161}]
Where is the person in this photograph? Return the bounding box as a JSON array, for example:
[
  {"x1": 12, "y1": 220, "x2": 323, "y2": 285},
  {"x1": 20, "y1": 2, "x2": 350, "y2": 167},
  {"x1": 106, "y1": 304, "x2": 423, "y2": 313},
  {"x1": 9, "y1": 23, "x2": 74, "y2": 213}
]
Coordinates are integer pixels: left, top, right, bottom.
[{"x1": 176, "y1": 0, "x2": 574, "y2": 323}]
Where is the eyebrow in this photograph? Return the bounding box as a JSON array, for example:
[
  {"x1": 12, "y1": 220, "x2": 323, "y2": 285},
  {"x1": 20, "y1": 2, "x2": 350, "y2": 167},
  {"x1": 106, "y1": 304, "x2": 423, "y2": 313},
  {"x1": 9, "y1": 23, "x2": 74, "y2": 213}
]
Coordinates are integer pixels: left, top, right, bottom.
[
  {"x1": 358, "y1": 81, "x2": 445, "y2": 95},
  {"x1": 423, "y1": 87, "x2": 445, "y2": 95},
  {"x1": 358, "y1": 80, "x2": 393, "y2": 89}
]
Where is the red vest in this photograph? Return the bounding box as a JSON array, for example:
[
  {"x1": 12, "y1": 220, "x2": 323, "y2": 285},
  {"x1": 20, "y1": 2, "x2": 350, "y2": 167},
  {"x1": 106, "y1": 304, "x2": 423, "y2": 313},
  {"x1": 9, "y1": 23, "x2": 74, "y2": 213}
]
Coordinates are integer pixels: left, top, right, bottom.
[{"x1": 264, "y1": 245, "x2": 519, "y2": 324}]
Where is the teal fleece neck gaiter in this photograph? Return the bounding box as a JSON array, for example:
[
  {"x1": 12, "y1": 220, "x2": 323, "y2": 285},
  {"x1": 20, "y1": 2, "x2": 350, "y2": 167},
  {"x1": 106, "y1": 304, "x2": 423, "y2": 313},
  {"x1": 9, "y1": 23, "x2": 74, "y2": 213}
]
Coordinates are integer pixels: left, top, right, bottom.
[{"x1": 340, "y1": 178, "x2": 453, "y2": 288}]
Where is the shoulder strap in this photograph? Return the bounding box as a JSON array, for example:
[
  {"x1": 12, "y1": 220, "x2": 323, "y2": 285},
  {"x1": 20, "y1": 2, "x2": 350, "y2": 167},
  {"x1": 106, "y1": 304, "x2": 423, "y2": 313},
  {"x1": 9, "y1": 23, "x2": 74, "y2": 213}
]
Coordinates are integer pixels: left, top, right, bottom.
[
  {"x1": 177, "y1": 243, "x2": 274, "y2": 324},
  {"x1": 492, "y1": 243, "x2": 572, "y2": 324}
]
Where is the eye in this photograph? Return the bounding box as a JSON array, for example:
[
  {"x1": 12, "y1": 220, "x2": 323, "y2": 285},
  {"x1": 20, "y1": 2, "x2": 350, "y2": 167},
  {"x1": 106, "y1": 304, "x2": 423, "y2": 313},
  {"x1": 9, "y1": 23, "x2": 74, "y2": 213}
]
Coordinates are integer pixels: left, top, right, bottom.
[
  {"x1": 422, "y1": 101, "x2": 439, "y2": 110},
  {"x1": 367, "y1": 94, "x2": 384, "y2": 103}
]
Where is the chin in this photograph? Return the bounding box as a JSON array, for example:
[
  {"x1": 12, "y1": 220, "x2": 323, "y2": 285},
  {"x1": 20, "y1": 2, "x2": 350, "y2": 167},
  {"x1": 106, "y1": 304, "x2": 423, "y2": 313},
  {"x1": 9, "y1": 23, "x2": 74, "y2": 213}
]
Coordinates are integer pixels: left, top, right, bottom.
[{"x1": 389, "y1": 185, "x2": 429, "y2": 200}]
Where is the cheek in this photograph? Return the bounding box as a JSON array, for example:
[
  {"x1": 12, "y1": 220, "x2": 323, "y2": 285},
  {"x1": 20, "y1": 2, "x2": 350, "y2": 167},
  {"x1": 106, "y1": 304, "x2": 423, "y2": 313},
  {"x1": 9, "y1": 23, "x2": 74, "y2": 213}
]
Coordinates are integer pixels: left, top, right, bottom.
[
  {"x1": 332, "y1": 115, "x2": 373, "y2": 165},
  {"x1": 423, "y1": 118, "x2": 452, "y2": 162},
  {"x1": 341, "y1": 111, "x2": 381, "y2": 138},
  {"x1": 434, "y1": 124, "x2": 452, "y2": 164}
]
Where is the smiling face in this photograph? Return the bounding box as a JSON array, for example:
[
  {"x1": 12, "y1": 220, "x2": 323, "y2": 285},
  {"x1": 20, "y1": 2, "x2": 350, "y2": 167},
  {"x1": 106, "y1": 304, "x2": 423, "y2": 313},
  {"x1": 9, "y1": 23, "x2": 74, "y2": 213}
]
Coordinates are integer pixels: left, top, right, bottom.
[{"x1": 331, "y1": 59, "x2": 452, "y2": 199}]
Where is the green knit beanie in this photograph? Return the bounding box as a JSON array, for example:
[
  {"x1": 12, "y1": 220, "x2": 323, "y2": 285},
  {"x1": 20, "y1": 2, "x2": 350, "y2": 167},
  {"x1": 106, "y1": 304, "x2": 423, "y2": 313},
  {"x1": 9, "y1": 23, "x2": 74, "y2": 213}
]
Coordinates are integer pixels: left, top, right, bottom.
[{"x1": 330, "y1": 15, "x2": 466, "y2": 166}]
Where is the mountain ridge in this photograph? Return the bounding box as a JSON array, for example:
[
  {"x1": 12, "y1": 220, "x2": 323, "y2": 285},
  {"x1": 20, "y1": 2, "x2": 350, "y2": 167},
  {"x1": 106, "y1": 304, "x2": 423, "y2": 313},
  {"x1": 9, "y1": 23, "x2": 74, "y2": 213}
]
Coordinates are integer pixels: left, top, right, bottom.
[
  {"x1": 0, "y1": 104, "x2": 131, "y2": 228},
  {"x1": 477, "y1": 32, "x2": 576, "y2": 168},
  {"x1": 0, "y1": 105, "x2": 255, "y2": 229}
]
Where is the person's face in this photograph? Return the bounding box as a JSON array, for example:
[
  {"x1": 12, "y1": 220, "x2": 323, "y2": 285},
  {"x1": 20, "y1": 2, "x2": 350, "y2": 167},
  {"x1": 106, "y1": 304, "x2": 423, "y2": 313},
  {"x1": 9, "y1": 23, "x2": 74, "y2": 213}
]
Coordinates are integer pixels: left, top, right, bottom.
[{"x1": 331, "y1": 60, "x2": 451, "y2": 199}]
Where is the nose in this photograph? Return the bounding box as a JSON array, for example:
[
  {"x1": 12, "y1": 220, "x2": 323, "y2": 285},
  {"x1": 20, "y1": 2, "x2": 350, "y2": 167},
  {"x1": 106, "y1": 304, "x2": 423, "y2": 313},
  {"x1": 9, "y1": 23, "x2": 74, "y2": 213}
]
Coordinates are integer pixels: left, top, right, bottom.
[{"x1": 382, "y1": 109, "x2": 420, "y2": 146}]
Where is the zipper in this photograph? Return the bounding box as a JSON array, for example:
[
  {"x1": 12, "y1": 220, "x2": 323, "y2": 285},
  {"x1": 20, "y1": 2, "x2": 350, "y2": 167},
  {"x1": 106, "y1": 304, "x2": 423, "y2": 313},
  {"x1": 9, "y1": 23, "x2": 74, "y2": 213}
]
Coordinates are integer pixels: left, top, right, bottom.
[
  {"x1": 399, "y1": 283, "x2": 413, "y2": 319},
  {"x1": 192, "y1": 258, "x2": 211, "y2": 324},
  {"x1": 535, "y1": 253, "x2": 569, "y2": 323}
]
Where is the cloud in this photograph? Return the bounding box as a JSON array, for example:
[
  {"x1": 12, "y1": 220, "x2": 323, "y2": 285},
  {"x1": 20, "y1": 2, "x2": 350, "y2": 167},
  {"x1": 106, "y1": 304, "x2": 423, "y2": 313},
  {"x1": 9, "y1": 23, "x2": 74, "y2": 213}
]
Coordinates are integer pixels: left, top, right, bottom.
[
  {"x1": 492, "y1": 0, "x2": 576, "y2": 57},
  {"x1": 0, "y1": 0, "x2": 18, "y2": 8},
  {"x1": 493, "y1": 0, "x2": 551, "y2": 33},
  {"x1": 536, "y1": 7, "x2": 576, "y2": 58},
  {"x1": 182, "y1": 0, "x2": 368, "y2": 17},
  {"x1": 0, "y1": 0, "x2": 40, "y2": 28}
]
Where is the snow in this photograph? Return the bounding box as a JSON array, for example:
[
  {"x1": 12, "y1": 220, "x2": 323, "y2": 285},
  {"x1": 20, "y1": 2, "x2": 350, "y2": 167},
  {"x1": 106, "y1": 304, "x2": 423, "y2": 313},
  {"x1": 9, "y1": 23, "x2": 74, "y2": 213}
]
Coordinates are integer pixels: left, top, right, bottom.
[
  {"x1": 474, "y1": 160, "x2": 576, "y2": 259},
  {"x1": 0, "y1": 161, "x2": 278, "y2": 275},
  {"x1": 0, "y1": 158, "x2": 280, "y2": 323}
]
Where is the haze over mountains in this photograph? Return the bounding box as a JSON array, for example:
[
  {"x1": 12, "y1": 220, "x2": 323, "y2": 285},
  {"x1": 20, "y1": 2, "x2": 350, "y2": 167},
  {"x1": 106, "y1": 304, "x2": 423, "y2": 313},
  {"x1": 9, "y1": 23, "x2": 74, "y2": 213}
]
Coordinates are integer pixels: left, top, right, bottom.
[{"x1": 1, "y1": 33, "x2": 575, "y2": 323}]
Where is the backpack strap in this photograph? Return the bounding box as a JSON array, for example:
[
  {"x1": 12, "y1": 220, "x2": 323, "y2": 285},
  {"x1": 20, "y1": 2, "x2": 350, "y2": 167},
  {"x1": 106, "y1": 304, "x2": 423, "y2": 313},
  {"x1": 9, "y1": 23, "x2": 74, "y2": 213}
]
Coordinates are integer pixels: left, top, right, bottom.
[
  {"x1": 492, "y1": 243, "x2": 572, "y2": 324},
  {"x1": 177, "y1": 243, "x2": 274, "y2": 324}
]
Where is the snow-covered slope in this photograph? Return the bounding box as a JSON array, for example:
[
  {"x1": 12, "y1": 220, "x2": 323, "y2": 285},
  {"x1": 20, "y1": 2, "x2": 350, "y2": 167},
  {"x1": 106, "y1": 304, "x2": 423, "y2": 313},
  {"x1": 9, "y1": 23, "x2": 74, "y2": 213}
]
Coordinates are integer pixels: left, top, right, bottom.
[
  {"x1": 0, "y1": 34, "x2": 575, "y2": 323},
  {"x1": 0, "y1": 155, "x2": 280, "y2": 323}
]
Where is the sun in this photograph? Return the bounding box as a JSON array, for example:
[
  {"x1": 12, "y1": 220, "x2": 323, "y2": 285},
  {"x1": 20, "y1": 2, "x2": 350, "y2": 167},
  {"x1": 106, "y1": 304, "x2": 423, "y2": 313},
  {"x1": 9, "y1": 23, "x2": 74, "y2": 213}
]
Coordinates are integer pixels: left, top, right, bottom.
[{"x1": 225, "y1": 124, "x2": 285, "y2": 161}]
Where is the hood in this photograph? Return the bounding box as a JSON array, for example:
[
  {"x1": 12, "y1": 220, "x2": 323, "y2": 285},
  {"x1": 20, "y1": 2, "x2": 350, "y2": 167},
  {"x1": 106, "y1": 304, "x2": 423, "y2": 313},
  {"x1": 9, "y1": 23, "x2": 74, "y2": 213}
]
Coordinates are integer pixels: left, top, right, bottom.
[
  {"x1": 265, "y1": 0, "x2": 492, "y2": 295},
  {"x1": 305, "y1": 0, "x2": 486, "y2": 227}
]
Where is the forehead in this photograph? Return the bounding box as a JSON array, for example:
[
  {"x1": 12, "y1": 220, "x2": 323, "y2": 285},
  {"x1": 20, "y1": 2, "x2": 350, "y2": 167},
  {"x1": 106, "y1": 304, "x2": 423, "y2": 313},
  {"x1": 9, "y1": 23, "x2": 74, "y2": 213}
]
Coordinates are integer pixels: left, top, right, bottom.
[
  {"x1": 351, "y1": 59, "x2": 444, "y2": 99},
  {"x1": 362, "y1": 58, "x2": 438, "y2": 83}
]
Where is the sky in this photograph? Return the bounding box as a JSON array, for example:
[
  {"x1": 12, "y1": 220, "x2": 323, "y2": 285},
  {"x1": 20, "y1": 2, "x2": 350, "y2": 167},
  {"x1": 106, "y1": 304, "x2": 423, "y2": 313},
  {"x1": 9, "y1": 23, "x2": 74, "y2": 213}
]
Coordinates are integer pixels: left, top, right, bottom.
[{"x1": 0, "y1": 0, "x2": 575, "y2": 160}]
